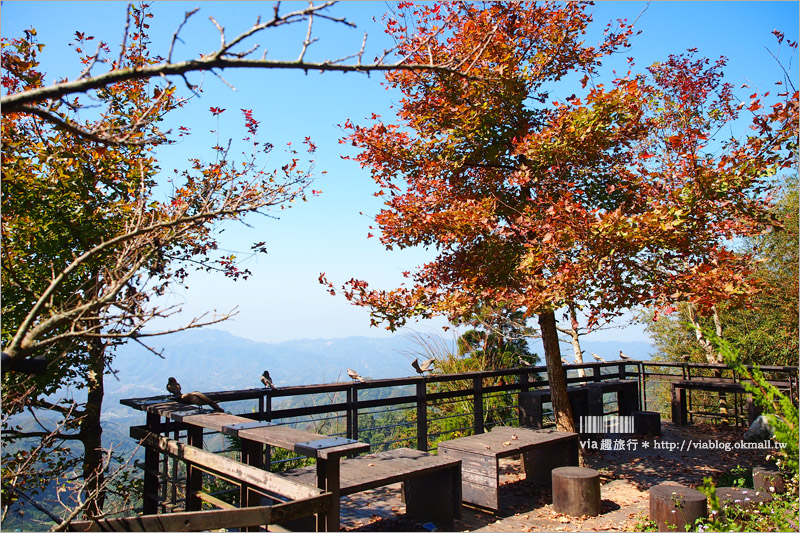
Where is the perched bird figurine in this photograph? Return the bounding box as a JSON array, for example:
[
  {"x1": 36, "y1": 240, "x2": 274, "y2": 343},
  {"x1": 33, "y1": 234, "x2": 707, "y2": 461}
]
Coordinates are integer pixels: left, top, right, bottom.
[
  {"x1": 167, "y1": 377, "x2": 223, "y2": 412},
  {"x1": 619, "y1": 350, "x2": 632, "y2": 361},
  {"x1": 166, "y1": 377, "x2": 182, "y2": 396},
  {"x1": 517, "y1": 355, "x2": 532, "y2": 367},
  {"x1": 680, "y1": 354, "x2": 691, "y2": 362},
  {"x1": 591, "y1": 352, "x2": 606, "y2": 363},
  {"x1": 260, "y1": 370, "x2": 276, "y2": 389},
  {"x1": 179, "y1": 391, "x2": 224, "y2": 412},
  {"x1": 347, "y1": 368, "x2": 365, "y2": 382}
]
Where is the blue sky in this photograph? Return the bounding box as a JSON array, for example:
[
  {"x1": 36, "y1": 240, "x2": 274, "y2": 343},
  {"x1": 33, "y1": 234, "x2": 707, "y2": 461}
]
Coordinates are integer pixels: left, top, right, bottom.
[{"x1": 3, "y1": 1, "x2": 798, "y2": 345}]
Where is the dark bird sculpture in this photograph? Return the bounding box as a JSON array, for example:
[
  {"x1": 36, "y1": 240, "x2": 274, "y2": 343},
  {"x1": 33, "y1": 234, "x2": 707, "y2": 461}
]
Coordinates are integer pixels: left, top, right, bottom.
[
  {"x1": 347, "y1": 368, "x2": 365, "y2": 382},
  {"x1": 166, "y1": 377, "x2": 182, "y2": 396},
  {"x1": 591, "y1": 352, "x2": 606, "y2": 363},
  {"x1": 619, "y1": 350, "x2": 632, "y2": 361},
  {"x1": 167, "y1": 377, "x2": 223, "y2": 412},
  {"x1": 179, "y1": 391, "x2": 224, "y2": 412},
  {"x1": 517, "y1": 355, "x2": 532, "y2": 367},
  {"x1": 260, "y1": 370, "x2": 276, "y2": 389}
]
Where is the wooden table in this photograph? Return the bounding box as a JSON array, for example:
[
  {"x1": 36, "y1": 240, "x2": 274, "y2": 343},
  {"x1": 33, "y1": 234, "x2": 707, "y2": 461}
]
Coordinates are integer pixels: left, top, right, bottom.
[
  {"x1": 437, "y1": 426, "x2": 578, "y2": 512},
  {"x1": 279, "y1": 447, "x2": 462, "y2": 529},
  {"x1": 670, "y1": 379, "x2": 754, "y2": 427},
  {"x1": 136, "y1": 400, "x2": 369, "y2": 531}
]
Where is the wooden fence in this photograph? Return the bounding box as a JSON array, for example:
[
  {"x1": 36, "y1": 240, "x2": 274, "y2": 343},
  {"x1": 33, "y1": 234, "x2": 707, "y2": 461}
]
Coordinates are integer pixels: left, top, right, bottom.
[{"x1": 113, "y1": 360, "x2": 797, "y2": 531}]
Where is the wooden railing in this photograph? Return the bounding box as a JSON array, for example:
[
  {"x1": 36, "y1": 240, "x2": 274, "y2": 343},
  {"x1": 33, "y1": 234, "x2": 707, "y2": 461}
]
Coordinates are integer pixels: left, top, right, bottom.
[{"x1": 119, "y1": 360, "x2": 798, "y2": 530}]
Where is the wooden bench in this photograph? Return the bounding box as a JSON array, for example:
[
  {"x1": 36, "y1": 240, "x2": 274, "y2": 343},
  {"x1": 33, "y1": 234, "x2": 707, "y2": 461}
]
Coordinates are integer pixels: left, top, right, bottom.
[
  {"x1": 437, "y1": 426, "x2": 578, "y2": 512},
  {"x1": 670, "y1": 379, "x2": 758, "y2": 427},
  {"x1": 278, "y1": 447, "x2": 462, "y2": 530}
]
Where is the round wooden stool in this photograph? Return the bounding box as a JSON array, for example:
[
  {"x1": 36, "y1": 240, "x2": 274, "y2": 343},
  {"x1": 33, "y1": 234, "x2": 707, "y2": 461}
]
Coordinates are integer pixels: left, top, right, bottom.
[
  {"x1": 649, "y1": 483, "x2": 707, "y2": 532},
  {"x1": 752, "y1": 466, "x2": 785, "y2": 495},
  {"x1": 551, "y1": 466, "x2": 601, "y2": 517}
]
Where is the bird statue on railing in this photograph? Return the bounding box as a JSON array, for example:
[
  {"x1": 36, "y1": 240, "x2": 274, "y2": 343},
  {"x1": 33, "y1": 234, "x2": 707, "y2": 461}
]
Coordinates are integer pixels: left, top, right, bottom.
[
  {"x1": 180, "y1": 391, "x2": 224, "y2": 412},
  {"x1": 517, "y1": 355, "x2": 533, "y2": 367},
  {"x1": 619, "y1": 350, "x2": 632, "y2": 361},
  {"x1": 166, "y1": 377, "x2": 223, "y2": 412},
  {"x1": 260, "y1": 370, "x2": 276, "y2": 390},
  {"x1": 591, "y1": 352, "x2": 606, "y2": 363},
  {"x1": 347, "y1": 368, "x2": 365, "y2": 382},
  {"x1": 166, "y1": 377, "x2": 182, "y2": 396},
  {"x1": 412, "y1": 358, "x2": 435, "y2": 374}
]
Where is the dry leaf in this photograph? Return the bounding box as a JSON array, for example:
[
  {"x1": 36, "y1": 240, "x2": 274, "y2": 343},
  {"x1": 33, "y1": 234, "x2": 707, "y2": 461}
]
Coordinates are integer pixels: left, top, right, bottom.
[
  {"x1": 368, "y1": 463, "x2": 375, "y2": 467},
  {"x1": 511, "y1": 434, "x2": 519, "y2": 440},
  {"x1": 485, "y1": 445, "x2": 491, "y2": 449},
  {"x1": 503, "y1": 441, "x2": 511, "y2": 446}
]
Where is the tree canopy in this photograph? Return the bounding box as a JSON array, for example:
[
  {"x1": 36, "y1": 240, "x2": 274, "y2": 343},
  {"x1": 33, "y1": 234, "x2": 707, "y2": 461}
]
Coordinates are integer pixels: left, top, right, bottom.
[{"x1": 323, "y1": 1, "x2": 798, "y2": 430}]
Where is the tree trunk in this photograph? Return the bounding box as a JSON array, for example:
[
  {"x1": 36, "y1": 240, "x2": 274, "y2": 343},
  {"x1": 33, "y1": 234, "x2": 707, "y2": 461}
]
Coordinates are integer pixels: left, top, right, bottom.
[
  {"x1": 686, "y1": 304, "x2": 728, "y2": 425},
  {"x1": 567, "y1": 305, "x2": 586, "y2": 378},
  {"x1": 80, "y1": 333, "x2": 106, "y2": 519},
  {"x1": 538, "y1": 311, "x2": 576, "y2": 433}
]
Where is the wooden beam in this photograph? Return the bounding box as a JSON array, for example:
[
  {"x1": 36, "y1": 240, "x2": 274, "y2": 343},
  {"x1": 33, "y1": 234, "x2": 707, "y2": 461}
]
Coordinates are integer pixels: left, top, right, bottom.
[
  {"x1": 130, "y1": 426, "x2": 322, "y2": 501},
  {"x1": 66, "y1": 497, "x2": 330, "y2": 532}
]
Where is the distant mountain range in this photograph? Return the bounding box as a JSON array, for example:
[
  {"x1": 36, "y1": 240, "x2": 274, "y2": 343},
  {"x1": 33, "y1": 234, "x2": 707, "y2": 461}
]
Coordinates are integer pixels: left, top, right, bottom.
[{"x1": 105, "y1": 329, "x2": 654, "y2": 415}]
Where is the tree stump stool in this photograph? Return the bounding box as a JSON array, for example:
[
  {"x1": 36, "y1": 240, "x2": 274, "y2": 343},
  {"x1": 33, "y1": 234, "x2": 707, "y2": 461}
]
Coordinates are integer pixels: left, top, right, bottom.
[
  {"x1": 753, "y1": 466, "x2": 785, "y2": 495},
  {"x1": 715, "y1": 486, "x2": 770, "y2": 519},
  {"x1": 551, "y1": 467, "x2": 601, "y2": 517},
  {"x1": 649, "y1": 483, "x2": 707, "y2": 532},
  {"x1": 633, "y1": 410, "x2": 661, "y2": 436}
]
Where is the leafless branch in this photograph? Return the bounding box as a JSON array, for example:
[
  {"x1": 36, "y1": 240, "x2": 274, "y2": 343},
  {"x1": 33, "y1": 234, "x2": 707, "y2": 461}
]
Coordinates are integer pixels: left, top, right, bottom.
[{"x1": 2, "y1": 1, "x2": 486, "y2": 115}]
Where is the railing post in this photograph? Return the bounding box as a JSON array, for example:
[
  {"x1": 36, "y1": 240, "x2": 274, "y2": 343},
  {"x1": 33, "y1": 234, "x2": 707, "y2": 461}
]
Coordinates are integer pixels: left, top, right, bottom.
[
  {"x1": 142, "y1": 411, "x2": 160, "y2": 515},
  {"x1": 346, "y1": 386, "x2": 359, "y2": 441},
  {"x1": 639, "y1": 362, "x2": 646, "y2": 411},
  {"x1": 618, "y1": 363, "x2": 626, "y2": 380},
  {"x1": 473, "y1": 376, "x2": 484, "y2": 434},
  {"x1": 185, "y1": 425, "x2": 203, "y2": 512},
  {"x1": 241, "y1": 437, "x2": 263, "y2": 532},
  {"x1": 593, "y1": 365, "x2": 602, "y2": 382},
  {"x1": 416, "y1": 380, "x2": 428, "y2": 451},
  {"x1": 264, "y1": 392, "x2": 272, "y2": 422}
]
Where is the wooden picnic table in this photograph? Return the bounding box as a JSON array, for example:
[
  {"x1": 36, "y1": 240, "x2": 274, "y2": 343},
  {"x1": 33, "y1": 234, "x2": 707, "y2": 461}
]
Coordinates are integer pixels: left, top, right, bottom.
[
  {"x1": 437, "y1": 426, "x2": 578, "y2": 512},
  {"x1": 132, "y1": 399, "x2": 369, "y2": 530},
  {"x1": 670, "y1": 379, "x2": 757, "y2": 427}
]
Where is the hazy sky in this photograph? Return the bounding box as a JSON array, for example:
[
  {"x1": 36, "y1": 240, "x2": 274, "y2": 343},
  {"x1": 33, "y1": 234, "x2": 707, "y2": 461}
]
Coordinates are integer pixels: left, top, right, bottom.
[{"x1": 3, "y1": 1, "x2": 798, "y2": 344}]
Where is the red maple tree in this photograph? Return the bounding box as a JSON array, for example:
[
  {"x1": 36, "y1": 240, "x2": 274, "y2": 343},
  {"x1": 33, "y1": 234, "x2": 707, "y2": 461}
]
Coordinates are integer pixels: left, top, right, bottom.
[{"x1": 324, "y1": 3, "x2": 797, "y2": 433}]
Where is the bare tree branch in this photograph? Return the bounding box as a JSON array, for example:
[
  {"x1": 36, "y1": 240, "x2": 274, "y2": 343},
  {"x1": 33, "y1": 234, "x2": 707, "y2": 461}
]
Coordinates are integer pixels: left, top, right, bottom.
[{"x1": 2, "y1": 1, "x2": 485, "y2": 116}]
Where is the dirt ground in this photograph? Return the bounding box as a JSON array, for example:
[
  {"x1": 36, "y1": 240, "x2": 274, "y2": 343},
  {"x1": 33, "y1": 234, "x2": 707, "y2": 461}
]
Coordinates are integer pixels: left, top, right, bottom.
[{"x1": 339, "y1": 422, "x2": 782, "y2": 532}]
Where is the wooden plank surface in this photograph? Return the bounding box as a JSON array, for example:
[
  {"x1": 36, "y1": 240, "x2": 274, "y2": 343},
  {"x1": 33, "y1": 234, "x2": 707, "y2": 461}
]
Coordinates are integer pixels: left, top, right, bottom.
[
  {"x1": 279, "y1": 447, "x2": 461, "y2": 496},
  {"x1": 437, "y1": 427, "x2": 577, "y2": 459},
  {"x1": 673, "y1": 380, "x2": 745, "y2": 391}
]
